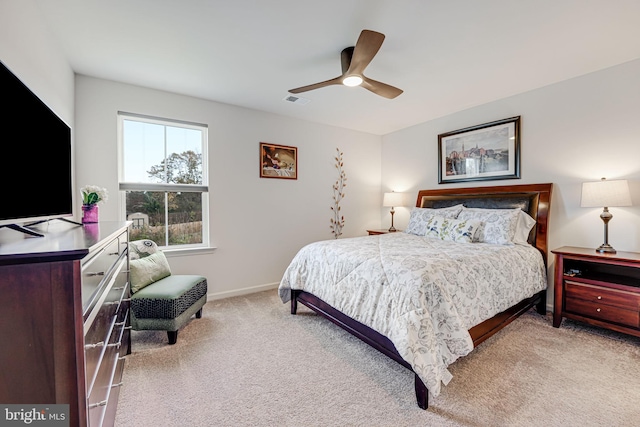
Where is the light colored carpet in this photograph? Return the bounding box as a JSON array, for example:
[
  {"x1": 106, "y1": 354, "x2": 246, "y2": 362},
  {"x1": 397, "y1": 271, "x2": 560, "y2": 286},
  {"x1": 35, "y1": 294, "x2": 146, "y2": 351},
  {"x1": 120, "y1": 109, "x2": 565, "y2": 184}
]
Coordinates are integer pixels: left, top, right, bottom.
[{"x1": 115, "y1": 290, "x2": 640, "y2": 427}]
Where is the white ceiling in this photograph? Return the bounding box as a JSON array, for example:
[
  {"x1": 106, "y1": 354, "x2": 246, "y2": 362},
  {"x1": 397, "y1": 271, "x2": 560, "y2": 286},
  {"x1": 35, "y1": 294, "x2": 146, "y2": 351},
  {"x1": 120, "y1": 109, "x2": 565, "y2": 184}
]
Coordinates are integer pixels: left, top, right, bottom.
[{"x1": 34, "y1": 0, "x2": 640, "y2": 135}]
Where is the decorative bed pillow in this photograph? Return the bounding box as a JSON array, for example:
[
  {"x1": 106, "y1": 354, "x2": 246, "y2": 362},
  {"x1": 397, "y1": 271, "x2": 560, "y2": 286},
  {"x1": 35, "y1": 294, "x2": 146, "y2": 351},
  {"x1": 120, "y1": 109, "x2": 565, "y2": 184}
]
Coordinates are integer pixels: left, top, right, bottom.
[
  {"x1": 405, "y1": 205, "x2": 464, "y2": 236},
  {"x1": 513, "y1": 210, "x2": 536, "y2": 245},
  {"x1": 130, "y1": 251, "x2": 172, "y2": 294},
  {"x1": 129, "y1": 239, "x2": 161, "y2": 260},
  {"x1": 457, "y1": 207, "x2": 521, "y2": 245},
  {"x1": 424, "y1": 215, "x2": 482, "y2": 243}
]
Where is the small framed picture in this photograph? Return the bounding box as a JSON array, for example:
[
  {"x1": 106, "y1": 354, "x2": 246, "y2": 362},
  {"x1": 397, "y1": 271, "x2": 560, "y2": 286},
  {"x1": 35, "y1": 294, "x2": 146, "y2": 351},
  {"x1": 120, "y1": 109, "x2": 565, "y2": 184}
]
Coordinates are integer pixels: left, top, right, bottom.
[
  {"x1": 260, "y1": 142, "x2": 297, "y2": 179},
  {"x1": 438, "y1": 116, "x2": 521, "y2": 184}
]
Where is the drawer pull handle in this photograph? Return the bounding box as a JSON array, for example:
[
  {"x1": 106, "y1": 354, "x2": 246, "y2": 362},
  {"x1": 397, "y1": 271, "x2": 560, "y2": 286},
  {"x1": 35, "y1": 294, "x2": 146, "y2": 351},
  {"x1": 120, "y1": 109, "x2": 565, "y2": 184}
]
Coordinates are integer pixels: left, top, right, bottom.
[
  {"x1": 109, "y1": 251, "x2": 120, "y2": 256},
  {"x1": 113, "y1": 286, "x2": 125, "y2": 291},
  {"x1": 107, "y1": 342, "x2": 122, "y2": 349},
  {"x1": 596, "y1": 308, "x2": 601, "y2": 312},
  {"x1": 86, "y1": 271, "x2": 105, "y2": 277},
  {"x1": 124, "y1": 326, "x2": 133, "y2": 330},
  {"x1": 85, "y1": 341, "x2": 105, "y2": 350},
  {"x1": 121, "y1": 298, "x2": 131, "y2": 303},
  {"x1": 114, "y1": 321, "x2": 126, "y2": 327},
  {"x1": 597, "y1": 296, "x2": 602, "y2": 300},
  {"x1": 88, "y1": 400, "x2": 108, "y2": 409},
  {"x1": 118, "y1": 356, "x2": 126, "y2": 361},
  {"x1": 112, "y1": 382, "x2": 124, "y2": 388}
]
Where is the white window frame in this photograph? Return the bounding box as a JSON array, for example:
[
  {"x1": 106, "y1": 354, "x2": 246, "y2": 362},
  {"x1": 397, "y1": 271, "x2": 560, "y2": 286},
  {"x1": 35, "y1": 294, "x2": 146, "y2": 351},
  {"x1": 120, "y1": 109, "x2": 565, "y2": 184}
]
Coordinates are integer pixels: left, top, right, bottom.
[{"x1": 117, "y1": 111, "x2": 210, "y2": 251}]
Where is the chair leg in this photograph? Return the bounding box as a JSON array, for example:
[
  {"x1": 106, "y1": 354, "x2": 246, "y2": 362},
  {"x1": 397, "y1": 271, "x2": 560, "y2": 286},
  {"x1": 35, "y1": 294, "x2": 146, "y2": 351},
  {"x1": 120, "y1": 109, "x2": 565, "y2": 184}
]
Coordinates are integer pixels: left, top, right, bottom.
[
  {"x1": 196, "y1": 308, "x2": 203, "y2": 319},
  {"x1": 167, "y1": 330, "x2": 178, "y2": 345}
]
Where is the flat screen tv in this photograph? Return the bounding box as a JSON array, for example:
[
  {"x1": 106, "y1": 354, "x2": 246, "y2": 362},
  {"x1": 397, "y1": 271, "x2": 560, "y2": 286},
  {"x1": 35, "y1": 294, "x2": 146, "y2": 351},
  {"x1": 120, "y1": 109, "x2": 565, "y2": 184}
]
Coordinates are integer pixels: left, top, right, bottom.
[{"x1": 0, "y1": 60, "x2": 74, "y2": 236}]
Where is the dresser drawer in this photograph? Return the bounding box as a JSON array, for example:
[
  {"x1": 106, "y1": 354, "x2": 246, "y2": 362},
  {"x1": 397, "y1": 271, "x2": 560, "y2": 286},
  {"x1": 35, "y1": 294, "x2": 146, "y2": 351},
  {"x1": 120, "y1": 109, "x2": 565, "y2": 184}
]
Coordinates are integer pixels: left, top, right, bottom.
[
  {"x1": 565, "y1": 280, "x2": 640, "y2": 311},
  {"x1": 87, "y1": 344, "x2": 120, "y2": 427},
  {"x1": 87, "y1": 309, "x2": 129, "y2": 427},
  {"x1": 102, "y1": 354, "x2": 126, "y2": 427},
  {"x1": 82, "y1": 234, "x2": 125, "y2": 311}
]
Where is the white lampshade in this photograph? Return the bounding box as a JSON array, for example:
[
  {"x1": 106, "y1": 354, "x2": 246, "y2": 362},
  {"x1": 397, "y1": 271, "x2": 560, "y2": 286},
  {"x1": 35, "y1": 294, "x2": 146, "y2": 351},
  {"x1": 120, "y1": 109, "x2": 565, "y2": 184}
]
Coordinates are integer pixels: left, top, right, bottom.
[
  {"x1": 383, "y1": 192, "x2": 405, "y2": 207},
  {"x1": 581, "y1": 179, "x2": 632, "y2": 208}
]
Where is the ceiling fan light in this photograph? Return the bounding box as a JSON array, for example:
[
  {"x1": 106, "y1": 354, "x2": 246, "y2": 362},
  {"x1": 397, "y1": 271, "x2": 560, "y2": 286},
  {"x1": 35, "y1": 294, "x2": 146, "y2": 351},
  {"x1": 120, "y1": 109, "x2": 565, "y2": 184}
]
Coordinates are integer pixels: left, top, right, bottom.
[{"x1": 343, "y1": 75, "x2": 363, "y2": 87}]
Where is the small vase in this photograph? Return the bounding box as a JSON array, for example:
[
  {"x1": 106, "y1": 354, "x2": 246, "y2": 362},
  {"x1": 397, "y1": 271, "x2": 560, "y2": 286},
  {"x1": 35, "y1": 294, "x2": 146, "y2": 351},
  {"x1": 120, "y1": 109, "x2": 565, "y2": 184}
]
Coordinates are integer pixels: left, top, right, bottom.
[{"x1": 82, "y1": 204, "x2": 99, "y2": 224}]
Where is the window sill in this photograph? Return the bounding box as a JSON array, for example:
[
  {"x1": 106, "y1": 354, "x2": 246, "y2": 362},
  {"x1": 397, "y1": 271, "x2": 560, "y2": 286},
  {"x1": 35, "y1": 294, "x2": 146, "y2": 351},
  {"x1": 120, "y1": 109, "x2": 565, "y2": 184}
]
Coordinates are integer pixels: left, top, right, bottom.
[{"x1": 163, "y1": 246, "x2": 217, "y2": 258}]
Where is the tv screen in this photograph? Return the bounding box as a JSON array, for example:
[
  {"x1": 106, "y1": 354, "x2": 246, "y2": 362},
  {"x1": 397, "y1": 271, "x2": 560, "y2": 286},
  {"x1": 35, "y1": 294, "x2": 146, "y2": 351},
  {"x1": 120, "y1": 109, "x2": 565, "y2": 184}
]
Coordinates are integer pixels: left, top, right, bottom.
[{"x1": 0, "y1": 61, "x2": 73, "y2": 229}]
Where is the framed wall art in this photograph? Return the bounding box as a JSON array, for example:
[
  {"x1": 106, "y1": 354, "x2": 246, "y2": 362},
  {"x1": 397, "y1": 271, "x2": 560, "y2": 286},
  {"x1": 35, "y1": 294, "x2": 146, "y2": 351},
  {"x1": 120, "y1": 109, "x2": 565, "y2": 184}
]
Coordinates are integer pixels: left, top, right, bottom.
[
  {"x1": 438, "y1": 116, "x2": 521, "y2": 184},
  {"x1": 260, "y1": 142, "x2": 297, "y2": 179}
]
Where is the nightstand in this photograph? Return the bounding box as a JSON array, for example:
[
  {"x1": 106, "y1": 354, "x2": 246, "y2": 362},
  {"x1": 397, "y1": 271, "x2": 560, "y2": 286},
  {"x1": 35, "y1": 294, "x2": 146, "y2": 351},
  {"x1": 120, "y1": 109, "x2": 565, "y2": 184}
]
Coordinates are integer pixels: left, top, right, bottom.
[
  {"x1": 552, "y1": 246, "x2": 640, "y2": 338},
  {"x1": 367, "y1": 229, "x2": 401, "y2": 235}
]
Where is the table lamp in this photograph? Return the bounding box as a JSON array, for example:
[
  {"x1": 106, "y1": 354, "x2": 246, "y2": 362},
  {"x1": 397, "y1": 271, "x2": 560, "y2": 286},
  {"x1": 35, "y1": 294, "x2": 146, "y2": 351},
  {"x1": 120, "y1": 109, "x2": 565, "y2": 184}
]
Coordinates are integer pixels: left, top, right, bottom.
[
  {"x1": 383, "y1": 192, "x2": 405, "y2": 232},
  {"x1": 580, "y1": 178, "x2": 632, "y2": 254}
]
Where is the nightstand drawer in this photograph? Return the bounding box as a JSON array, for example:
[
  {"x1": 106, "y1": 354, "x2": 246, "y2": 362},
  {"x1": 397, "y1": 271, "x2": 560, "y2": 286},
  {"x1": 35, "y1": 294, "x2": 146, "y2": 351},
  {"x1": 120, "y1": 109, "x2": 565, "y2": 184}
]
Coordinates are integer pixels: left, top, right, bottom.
[
  {"x1": 565, "y1": 280, "x2": 640, "y2": 311},
  {"x1": 565, "y1": 297, "x2": 639, "y2": 328}
]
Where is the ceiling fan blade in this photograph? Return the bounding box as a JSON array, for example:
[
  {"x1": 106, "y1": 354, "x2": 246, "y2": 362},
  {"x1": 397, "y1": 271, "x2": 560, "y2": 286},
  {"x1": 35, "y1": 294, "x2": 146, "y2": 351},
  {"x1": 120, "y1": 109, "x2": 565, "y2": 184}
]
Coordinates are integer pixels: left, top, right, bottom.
[
  {"x1": 289, "y1": 76, "x2": 343, "y2": 94},
  {"x1": 361, "y1": 77, "x2": 403, "y2": 99},
  {"x1": 346, "y1": 30, "x2": 385, "y2": 75}
]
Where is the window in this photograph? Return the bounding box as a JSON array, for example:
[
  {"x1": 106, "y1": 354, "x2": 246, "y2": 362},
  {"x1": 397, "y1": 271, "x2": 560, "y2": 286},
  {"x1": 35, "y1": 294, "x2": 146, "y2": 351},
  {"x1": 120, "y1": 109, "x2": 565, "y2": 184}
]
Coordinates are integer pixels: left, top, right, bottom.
[{"x1": 118, "y1": 112, "x2": 209, "y2": 249}]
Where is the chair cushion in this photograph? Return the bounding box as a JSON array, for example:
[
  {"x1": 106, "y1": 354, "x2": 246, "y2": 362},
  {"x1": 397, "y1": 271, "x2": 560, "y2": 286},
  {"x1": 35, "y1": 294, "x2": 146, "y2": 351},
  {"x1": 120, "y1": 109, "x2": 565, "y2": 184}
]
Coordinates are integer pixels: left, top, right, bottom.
[{"x1": 131, "y1": 275, "x2": 207, "y2": 319}]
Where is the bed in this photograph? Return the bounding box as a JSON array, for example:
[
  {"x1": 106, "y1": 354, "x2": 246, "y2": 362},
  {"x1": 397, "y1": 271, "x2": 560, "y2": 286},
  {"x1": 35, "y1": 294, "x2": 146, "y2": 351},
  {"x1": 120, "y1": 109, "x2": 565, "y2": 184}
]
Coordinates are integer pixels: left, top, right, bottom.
[{"x1": 278, "y1": 183, "x2": 552, "y2": 409}]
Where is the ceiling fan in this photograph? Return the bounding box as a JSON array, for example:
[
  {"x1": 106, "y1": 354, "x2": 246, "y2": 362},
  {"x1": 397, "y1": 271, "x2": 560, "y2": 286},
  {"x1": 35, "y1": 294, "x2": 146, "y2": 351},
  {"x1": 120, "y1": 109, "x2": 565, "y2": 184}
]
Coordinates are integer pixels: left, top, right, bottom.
[{"x1": 289, "y1": 29, "x2": 403, "y2": 99}]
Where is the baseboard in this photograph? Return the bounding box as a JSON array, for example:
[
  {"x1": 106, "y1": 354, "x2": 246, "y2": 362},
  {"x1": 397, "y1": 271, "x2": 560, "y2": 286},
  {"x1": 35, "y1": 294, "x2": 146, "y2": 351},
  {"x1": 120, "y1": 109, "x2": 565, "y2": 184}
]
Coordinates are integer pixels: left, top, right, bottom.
[{"x1": 207, "y1": 282, "x2": 279, "y2": 300}]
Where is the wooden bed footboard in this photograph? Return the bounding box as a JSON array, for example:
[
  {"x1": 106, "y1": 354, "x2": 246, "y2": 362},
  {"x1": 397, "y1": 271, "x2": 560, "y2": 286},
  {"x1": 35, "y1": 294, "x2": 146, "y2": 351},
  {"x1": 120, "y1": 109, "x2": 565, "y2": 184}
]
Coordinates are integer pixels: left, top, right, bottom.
[{"x1": 291, "y1": 288, "x2": 546, "y2": 410}]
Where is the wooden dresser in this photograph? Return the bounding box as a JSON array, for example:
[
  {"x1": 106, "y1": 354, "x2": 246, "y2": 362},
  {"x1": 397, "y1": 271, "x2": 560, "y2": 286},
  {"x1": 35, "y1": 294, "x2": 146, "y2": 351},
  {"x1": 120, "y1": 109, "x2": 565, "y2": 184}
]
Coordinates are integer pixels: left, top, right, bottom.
[
  {"x1": 0, "y1": 221, "x2": 131, "y2": 427},
  {"x1": 552, "y1": 246, "x2": 640, "y2": 338}
]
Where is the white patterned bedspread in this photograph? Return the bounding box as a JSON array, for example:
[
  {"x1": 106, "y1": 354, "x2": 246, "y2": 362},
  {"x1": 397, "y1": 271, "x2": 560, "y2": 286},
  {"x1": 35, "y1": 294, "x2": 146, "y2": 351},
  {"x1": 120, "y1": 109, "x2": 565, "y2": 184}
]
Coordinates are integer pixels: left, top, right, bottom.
[{"x1": 278, "y1": 232, "x2": 547, "y2": 396}]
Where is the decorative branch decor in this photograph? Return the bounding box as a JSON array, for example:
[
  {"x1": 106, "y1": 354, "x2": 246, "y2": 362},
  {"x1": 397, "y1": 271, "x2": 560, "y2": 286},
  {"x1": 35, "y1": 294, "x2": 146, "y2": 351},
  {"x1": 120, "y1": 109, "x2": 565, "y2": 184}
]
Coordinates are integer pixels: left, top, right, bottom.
[{"x1": 330, "y1": 148, "x2": 347, "y2": 238}]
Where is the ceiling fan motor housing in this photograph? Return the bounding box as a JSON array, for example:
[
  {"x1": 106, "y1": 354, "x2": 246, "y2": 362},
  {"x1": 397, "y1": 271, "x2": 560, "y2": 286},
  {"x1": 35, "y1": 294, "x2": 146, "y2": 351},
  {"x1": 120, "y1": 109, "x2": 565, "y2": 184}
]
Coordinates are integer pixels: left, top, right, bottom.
[{"x1": 341, "y1": 47, "x2": 355, "y2": 74}]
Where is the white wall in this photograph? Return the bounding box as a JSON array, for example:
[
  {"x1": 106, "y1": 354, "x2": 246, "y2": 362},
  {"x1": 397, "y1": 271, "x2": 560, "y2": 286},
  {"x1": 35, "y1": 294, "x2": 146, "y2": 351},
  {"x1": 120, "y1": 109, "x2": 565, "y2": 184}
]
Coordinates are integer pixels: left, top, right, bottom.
[
  {"x1": 0, "y1": 2, "x2": 74, "y2": 123},
  {"x1": 382, "y1": 58, "x2": 640, "y2": 306},
  {"x1": 0, "y1": 0, "x2": 76, "y2": 205},
  {"x1": 74, "y1": 76, "x2": 382, "y2": 298}
]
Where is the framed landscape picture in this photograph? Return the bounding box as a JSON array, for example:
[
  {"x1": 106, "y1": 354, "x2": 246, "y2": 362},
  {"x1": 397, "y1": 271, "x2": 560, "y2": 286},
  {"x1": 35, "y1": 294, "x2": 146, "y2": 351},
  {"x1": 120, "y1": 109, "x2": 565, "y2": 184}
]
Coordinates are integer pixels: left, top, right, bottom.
[
  {"x1": 438, "y1": 116, "x2": 521, "y2": 184},
  {"x1": 260, "y1": 142, "x2": 297, "y2": 179}
]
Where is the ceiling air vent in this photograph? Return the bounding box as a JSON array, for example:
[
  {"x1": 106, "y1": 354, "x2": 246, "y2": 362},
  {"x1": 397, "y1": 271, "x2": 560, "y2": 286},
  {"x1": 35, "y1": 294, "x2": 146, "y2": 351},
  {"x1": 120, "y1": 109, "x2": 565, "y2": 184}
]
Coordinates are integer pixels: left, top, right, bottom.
[{"x1": 283, "y1": 95, "x2": 311, "y2": 105}]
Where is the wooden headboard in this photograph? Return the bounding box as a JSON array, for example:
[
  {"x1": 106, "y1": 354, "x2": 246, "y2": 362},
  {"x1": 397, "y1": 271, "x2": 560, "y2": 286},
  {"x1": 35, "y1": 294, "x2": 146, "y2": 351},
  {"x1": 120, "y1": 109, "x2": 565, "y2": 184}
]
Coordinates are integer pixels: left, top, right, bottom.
[{"x1": 415, "y1": 183, "x2": 553, "y2": 264}]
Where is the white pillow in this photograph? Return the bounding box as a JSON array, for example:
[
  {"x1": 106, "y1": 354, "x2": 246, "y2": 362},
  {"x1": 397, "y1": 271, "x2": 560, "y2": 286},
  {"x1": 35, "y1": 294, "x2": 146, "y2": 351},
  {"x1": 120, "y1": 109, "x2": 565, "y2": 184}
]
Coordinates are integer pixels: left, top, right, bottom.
[
  {"x1": 405, "y1": 205, "x2": 464, "y2": 236},
  {"x1": 130, "y1": 251, "x2": 172, "y2": 293},
  {"x1": 513, "y1": 210, "x2": 536, "y2": 245},
  {"x1": 424, "y1": 215, "x2": 482, "y2": 243},
  {"x1": 457, "y1": 207, "x2": 521, "y2": 245}
]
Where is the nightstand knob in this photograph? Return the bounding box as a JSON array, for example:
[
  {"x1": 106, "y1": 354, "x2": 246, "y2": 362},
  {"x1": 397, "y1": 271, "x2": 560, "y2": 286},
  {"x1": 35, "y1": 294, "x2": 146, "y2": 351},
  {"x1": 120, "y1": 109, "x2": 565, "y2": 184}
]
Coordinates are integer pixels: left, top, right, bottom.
[
  {"x1": 596, "y1": 308, "x2": 601, "y2": 312},
  {"x1": 597, "y1": 296, "x2": 602, "y2": 300}
]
